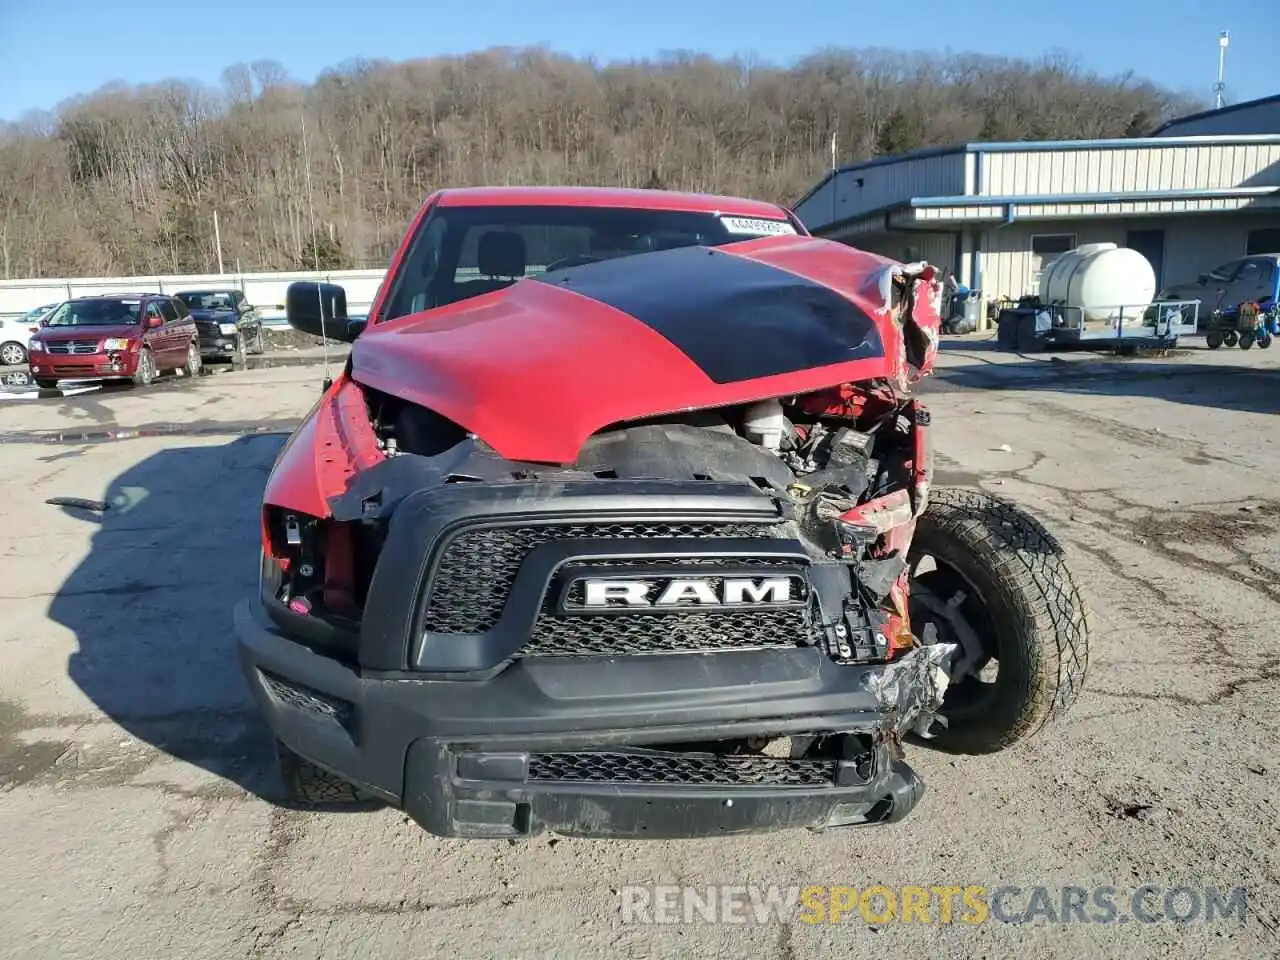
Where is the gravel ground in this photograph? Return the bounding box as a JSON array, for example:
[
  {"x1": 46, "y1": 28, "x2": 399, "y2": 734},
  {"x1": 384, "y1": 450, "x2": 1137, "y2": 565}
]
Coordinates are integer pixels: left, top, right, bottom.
[{"x1": 0, "y1": 339, "x2": 1277, "y2": 959}]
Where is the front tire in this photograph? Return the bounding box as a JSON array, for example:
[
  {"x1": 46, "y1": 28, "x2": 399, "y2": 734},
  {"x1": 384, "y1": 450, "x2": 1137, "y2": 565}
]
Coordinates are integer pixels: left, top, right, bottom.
[
  {"x1": 908, "y1": 487, "x2": 1090, "y2": 754},
  {"x1": 0, "y1": 341, "x2": 26, "y2": 366},
  {"x1": 132, "y1": 348, "x2": 156, "y2": 386},
  {"x1": 186, "y1": 341, "x2": 203, "y2": 377},
  {"x1": 1205, "y1": 330, "x2": 1223, "y2": 349}
]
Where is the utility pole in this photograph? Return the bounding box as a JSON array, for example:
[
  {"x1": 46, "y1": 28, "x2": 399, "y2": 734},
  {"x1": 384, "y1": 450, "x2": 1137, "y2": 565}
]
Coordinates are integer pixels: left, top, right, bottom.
[
  {"x1": 1215, "y1": 31, "x2": 1230, "y2": 110},
  {"x1": 213, "y1": 209, "x2": 225, "y2": 274}
]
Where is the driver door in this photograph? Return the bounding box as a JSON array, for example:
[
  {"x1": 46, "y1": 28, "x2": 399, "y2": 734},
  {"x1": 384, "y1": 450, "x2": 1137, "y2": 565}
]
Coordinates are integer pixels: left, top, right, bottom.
[
  {"x1": 141, "y1": 301, "x2": 169, "y2": 363},
  {"x1": 158, "y1": 298, "x2": 186, "y2": 366}
]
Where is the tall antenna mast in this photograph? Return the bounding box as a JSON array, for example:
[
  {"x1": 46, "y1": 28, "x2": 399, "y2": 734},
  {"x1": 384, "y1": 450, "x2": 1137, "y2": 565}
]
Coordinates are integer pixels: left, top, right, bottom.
[
  {"x1": 300, "y1": 108, "x2": 332, "y2": 390},
  {"x1": 1214, "y1": 31, "x2": 1230, "y2": 110}
]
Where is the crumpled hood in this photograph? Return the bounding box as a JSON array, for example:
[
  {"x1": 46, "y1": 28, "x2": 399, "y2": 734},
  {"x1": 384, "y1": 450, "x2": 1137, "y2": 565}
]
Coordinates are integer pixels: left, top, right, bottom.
[{"x1": 351, "y1": 234, "x2": 940, "y2": 464}]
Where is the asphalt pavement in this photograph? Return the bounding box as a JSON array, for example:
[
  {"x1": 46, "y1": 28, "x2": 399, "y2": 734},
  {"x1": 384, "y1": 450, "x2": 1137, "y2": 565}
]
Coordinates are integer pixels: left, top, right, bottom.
[{"x1": 0, "y1": 339, "x2": 1277, "y2": 958}]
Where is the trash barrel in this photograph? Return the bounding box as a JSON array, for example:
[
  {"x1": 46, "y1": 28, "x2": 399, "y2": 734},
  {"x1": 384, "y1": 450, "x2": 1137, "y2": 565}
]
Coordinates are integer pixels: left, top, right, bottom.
[{"x1": 963, "y1": 292, "x2": 982, "y2": 330}]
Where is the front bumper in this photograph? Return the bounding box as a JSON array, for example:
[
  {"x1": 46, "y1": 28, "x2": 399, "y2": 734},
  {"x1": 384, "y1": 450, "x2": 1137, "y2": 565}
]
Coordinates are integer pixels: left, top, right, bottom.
[
  {"x1": 239, "y1": 468, "x2": 953, "y2": 838},
  {"x1": 30, "y1": 353, "x2": 135, "y2": 379},
  {"x1": 236, "y1": 597, "x2": 938, "y2": 839},
  {"x1": 198, "y1": 331, "x2": 239, "y2": 359}
]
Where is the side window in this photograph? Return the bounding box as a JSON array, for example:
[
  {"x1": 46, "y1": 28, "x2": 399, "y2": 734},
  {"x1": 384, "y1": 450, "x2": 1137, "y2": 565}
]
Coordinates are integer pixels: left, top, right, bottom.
[
  {"x1": 159, "y1": 299, "x2": 180, "y2": 323},
  {"x1": 171, "y1": 297, "x2": 189, "y2": 319},
  {"x1": 144, "y1": 303, "x2": 163, "y2": 326},
  {"x1": 235, "y1": 292, "x2": 248, "y2": 312},
  {"x1": 385, "y1": 213, "x2": 447, "y2": 318},
  {"x1": 1238, "y1": 259, "x2": 1275, "y2": 299},
  {"x1": 1258, "y1": 259, "x2": 1277, "y2": 291}
]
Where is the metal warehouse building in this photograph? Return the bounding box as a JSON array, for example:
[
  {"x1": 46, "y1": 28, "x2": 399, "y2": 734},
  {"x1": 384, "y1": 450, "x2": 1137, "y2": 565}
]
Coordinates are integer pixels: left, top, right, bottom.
[{"x1": 792, "y1": 94, "x2": 1280, "y2": 319}]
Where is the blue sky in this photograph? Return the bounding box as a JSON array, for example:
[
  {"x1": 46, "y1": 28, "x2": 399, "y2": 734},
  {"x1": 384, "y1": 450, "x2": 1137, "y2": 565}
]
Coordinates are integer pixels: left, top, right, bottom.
[{"x1": 0, "y1": 0, "x2": 1276, "y2": 122}]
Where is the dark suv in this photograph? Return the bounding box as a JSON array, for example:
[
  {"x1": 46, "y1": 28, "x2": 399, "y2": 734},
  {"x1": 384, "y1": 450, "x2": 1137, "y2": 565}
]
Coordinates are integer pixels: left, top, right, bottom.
[
  {"x1": 28, "y1": 294, "x2": 201, "y2": 388},
  {"x1": 175, "y1": 289, "x2": 265, "y2": 364}
]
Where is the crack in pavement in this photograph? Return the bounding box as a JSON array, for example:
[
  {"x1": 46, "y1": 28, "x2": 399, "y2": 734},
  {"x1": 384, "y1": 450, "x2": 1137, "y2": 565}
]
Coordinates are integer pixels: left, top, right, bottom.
[
  {"x1": 1088, "y1": 659, "x2": 1280, "y2": 708},
  {"x1": 238, "y1": 805, "x2": 609, "y2": 956},
  {"x1": 0, "y1": 581, "x2": 195, "y2": 601},
  {"x1": 956, "y1": 444, "x2": 1280, "y2": 709}
]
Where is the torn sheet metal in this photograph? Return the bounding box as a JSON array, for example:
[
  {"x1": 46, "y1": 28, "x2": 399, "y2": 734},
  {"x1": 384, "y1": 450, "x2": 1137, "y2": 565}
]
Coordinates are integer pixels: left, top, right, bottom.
[{"x1": 865, "y1": 641, "x2": 958, "y2": 738}]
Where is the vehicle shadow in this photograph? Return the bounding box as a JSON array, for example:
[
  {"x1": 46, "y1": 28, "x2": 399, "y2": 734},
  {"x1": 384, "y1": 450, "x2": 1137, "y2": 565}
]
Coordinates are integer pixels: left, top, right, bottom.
[
  {"x1": 52, "y1": 433, "x2": 375, "y2": 810},
  {"x1": 933, "y1": 345, "x2": 1280, "y2": 415}
]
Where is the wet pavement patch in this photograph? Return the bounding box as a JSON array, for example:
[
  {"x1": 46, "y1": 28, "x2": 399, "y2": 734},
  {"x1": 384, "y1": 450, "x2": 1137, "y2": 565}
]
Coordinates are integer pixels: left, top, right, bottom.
[{"x1": 0, "y1": 700, "x2": 72, "y2": 791}]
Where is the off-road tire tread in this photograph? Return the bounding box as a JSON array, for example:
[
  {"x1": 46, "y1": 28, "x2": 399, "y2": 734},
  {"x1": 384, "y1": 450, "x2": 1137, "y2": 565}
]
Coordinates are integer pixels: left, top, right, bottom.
[
  {"x1": 275, "y1": 739, "x2": 365, "y2": 805},
  {"x1": 915, "y1": 486, "x2": 1090, "y2": 753}
]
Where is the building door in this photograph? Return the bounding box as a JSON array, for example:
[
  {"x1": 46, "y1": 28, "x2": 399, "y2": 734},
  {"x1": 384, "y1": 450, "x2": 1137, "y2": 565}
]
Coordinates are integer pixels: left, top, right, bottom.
[{"x1": 1126, "y1": 229, "x2": 1166, "y2": 287}]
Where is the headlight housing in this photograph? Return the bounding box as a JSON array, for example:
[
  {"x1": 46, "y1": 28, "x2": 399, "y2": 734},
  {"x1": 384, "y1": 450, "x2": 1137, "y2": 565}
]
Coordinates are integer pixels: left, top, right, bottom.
[
  {"x1": 28, "y1": 340, "x2": 44, "y2": 352},
  {"x1": 219, "y1": 322, "x2": 239, "y2": 335},
  {"x1": 103, "y1": 338, "x2": 130, "y2": 351}
]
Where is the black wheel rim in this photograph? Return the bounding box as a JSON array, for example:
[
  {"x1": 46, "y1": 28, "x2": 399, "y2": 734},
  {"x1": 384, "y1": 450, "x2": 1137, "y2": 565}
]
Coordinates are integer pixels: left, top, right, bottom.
[{"x1": 908, "y1": 552, "x2": 1000, "y2": 723}]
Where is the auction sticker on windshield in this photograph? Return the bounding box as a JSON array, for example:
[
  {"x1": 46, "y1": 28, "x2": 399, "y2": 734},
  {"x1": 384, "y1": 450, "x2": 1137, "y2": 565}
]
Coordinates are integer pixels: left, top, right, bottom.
[{"x1": 720, "y1": 216, "x2": 798, "y2": 236}]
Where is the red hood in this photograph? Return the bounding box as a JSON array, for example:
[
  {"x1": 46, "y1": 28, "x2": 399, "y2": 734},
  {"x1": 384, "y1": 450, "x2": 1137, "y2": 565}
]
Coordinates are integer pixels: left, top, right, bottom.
[{"x1": 351, "y1": 235, "x2": 940, "y2": 464}]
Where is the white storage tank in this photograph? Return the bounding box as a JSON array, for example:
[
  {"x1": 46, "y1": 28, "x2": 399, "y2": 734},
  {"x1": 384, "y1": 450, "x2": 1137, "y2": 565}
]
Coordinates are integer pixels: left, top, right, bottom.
[{"x1": 1039, "y1": 242, "x2": 1156, "y2": 323}]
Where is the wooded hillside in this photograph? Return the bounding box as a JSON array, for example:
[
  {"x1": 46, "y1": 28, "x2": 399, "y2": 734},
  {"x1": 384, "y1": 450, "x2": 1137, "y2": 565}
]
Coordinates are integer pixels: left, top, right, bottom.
[{"x1": 0, "y1": 47, "x2": 1201, "y2": 279}]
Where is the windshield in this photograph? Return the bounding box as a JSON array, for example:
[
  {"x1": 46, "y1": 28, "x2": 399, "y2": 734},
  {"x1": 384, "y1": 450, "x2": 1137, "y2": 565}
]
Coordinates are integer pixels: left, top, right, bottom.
[
  {"x1": 379, "y1": 204, "x2": 799, "y2": 321},
  {"x1": 45, "y1": 298, "x2": 142, "y2": 327},
  {"x1": 21, "y1": 303, "x2": 58, "y2": 323},
  {"x1": 178, "y1": 291, "x2": 236, "y2": 310}
]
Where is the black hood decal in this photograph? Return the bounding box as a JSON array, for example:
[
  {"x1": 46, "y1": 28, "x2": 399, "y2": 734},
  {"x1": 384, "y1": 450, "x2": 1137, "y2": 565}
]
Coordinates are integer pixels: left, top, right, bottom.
[{"x1": 533, "y1": 245, "x2": 883, "y2": 384}]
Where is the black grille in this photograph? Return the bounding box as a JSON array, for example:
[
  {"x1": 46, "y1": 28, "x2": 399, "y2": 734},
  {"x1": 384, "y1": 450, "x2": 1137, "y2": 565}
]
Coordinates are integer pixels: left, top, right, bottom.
[
  {"x1": 422, "y1": 520, "x2": 779, "y2": 634},
  {"x1": 526, "y1": 608, "x2": 808, "y2": 656},
  {"x1": 528, "y1": 750, "x2": 836, "y2": 787},
  {"x1": 529, "y1": 556, "x2": 809, "y2": 656}
]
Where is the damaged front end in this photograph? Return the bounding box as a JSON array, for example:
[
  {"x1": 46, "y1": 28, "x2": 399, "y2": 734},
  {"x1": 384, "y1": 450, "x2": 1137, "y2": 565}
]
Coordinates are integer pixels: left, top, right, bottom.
[{"x1": 238, "y1": 258, "x2": 966, "y2": 837}]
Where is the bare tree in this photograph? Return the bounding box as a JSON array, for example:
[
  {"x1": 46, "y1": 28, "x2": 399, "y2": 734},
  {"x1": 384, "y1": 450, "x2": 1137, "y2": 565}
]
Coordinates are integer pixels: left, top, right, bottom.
[{"x1": 0, "y1": 46, "x2": 1203, "y2": 277}]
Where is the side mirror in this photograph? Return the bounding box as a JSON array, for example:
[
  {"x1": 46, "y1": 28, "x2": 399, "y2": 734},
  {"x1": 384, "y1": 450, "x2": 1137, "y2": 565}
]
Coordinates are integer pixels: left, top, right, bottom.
[
  {"x1": 147, "y1": 315, "x2": 163, "y2": 329},
  {"x1": 285, "y1": 281, "x2": 359, "y2": 342}
]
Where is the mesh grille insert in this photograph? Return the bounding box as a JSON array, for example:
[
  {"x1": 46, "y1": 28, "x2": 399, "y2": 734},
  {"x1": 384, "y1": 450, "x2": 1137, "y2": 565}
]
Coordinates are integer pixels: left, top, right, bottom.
[{"x1": 527, "y1": 750, "x2": 837, "y2": 787}]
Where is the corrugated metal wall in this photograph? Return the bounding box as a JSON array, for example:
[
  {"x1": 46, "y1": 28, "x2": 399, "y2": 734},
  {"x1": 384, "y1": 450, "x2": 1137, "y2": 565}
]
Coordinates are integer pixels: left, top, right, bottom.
[
  {"x1": 979, "y1": 142, "x2": 1280, "y2": 196},
  {"x1": 798, "y1": 152, "x2": 966, "y2": 230},
  {"x1": 849, "y1": 232, "x2": 955, "y2": 271}
]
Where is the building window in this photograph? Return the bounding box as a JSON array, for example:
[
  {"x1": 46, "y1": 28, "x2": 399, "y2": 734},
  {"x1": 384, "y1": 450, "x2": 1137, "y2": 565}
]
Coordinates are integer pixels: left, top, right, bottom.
[
  {"x1": 1247, "y1": 229, "x2": 1280, "y2": 256},
  {"x1": 1030, "y1": 234, "x2": 1076, "y2": 286}
]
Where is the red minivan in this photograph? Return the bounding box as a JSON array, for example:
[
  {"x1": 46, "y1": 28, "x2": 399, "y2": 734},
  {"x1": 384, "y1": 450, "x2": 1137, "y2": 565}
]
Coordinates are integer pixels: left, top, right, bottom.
[{"x1": 28, "y1": 294, "x2": 202, "y2": 389}]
